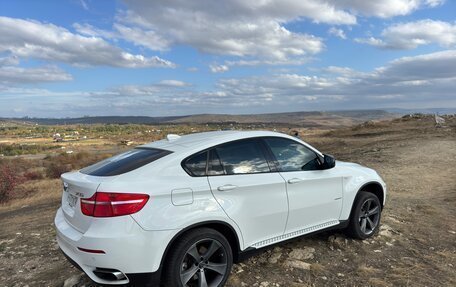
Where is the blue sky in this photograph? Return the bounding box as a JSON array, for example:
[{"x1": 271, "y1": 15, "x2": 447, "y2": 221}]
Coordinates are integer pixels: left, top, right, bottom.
[{"x1": 0, "y1": 0, "x2": 455, "y2": 117}]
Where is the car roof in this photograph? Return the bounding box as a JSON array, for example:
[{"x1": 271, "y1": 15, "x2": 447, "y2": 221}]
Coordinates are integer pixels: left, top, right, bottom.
[{"x1": 139, "y1": 130, "x2": 306, "y2": 154}]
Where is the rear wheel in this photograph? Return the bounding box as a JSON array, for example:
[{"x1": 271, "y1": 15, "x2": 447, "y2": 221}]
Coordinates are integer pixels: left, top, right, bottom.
[
  {"x1": 164, "y1": 228, "x2": 233, "y2": 287},
  {"x1": 346, "y1": 192, "x2": 381, "y2": 239}
]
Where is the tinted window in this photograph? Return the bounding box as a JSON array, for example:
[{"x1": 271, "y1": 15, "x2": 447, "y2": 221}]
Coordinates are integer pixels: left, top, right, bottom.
[
  {"x1": 215, "y1": 139, "x2": 270, "y2": 175},
  {"x1": 184, "y1": 151, "x2": 208, "y2": 176},
  {"x1": 81, "y1": 148, "x2": 172, "y2": 176},
  {"x1": 208, "y1": 149, "x2": 224, "y2": 176},
  {"x1": 264, "y1": 137, "x2": 320, "y2": 171}
]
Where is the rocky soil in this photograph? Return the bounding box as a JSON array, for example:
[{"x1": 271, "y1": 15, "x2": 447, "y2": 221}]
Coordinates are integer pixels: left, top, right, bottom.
[{"x1": 1, "y1": 116, "x2": 455, "y2": 287}]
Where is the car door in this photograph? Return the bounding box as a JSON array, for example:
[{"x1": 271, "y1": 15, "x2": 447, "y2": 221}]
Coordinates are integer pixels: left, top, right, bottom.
[
  {"x1": 263, "y1": 137, "x2": 343, "y2": 234},
  {"x1": 207, "y1": 138, "x2": 289, "y2": 248}
]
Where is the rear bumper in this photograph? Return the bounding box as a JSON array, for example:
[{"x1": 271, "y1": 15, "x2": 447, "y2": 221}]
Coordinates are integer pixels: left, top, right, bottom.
[
  {"x1": 55, "y1": 208, "x2": 177, "y2": 285},
  {"x1": 61, "y1": 249, "x2": 160, "y2": 286}
]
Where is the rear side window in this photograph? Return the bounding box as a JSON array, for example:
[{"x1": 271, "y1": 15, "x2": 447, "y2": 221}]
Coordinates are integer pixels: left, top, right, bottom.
[
  {"x1": 80, "y1": 148, "x2": 172, "y2": 176},
  {"x1": 215, "y1": 139, "x2": 270, "y2": 175},
  {"x1": 183, "y1": 151, "x2": 208, "y2": 176}
]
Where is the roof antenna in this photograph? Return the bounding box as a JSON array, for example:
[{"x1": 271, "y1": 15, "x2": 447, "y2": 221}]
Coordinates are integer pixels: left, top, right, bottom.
[{"x1": 166, "y1": 134, "x2": 181, "y2": 141}]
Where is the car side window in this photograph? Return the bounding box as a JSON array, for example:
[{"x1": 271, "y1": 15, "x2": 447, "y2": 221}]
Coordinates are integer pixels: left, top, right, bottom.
[
  {"x1": 264, "y1": 137, "x2": 320, "y2": 171},
  {"x1": 183, "y1": 151, "x2": 208, "y2": 176},
  {"x1": 208, "y1": 149, "x2": 225, "y2": 175},
  {"x1": 215, "y1": 139, "x2": 270, "y2": 175}
]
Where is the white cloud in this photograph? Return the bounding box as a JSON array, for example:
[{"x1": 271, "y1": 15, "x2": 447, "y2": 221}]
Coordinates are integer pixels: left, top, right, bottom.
[
  {"x1": 74, "y1": 23, "x2": 170, "y2": 52},
  {"x1": 0, "y1": 16, "x2": 175, "y2": 68},
  {"x1": 329, "y1": 0, "x2": 438, "y2": 18},
  {"x1": 328, "y1": 27, "x2": 347, "y2": 39},
  {"x1": 0, "y1": 56, "x2": 19, "y2": 66},
  {"x1": 209, "y1": 64, "x2": 229, "y2": 73},
  {"x1": 80, "y1": 0, "x2": 89, "y2": 11},
  {"x1": 2, "y1": 50, "x2": 455, "y2": 117},
  {"x1": 355, "y1": 19, "x2": 456, "y2": 49},
  {"x1": 355, "y1": 37, "x2": 387, "y2": 47},
  {"x1": 113, "y1": 23, "x2": 170, "y2": 51},
  {"x1": 66, "y1": 0, "x2": 449, "y2": 67},
  {"x1": 72, "y1": 23, "x2": 117, "y2": 39},
  {"x1": 122, "y1": 0, "x2": 357, "y2": 27},
  {"x1": 375, "y1": 50, "x2": 456, "y2": 80},
  {"x1": 209, "y1": 50, "x2": 456, "y2": 110},
  {"x1": 424, "y1": 0, "x2": 445, "y2": 7},
  {"x1": 157, "y1": 80, "x2": 190, "y2": 87},
  {"x1": 0, "y1": 65, "x2": 72, "y2": 84},
  {"x1": 203, "y1": 55, "x2": 312, "y2": 74},
  {"x1": 321, "y1": 66, "x2": 365, "y2": 77},
  {"x1": 66, "y1": 0, "x2": 447, "y2": 66},
  {"x1": 118, "y1": 0, "x2": 335, "y2": 63}
]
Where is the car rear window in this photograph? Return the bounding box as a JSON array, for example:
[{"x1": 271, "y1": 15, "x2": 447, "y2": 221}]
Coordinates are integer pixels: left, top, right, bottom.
[{"x1": 80, "y1": 148, "x2": 172, "y2": 176}]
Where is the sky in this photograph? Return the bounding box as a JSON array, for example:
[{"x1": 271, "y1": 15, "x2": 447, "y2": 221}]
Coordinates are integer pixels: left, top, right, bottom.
[{"x1": 0, "y1": 0, "x2": 455, "y2": 118}]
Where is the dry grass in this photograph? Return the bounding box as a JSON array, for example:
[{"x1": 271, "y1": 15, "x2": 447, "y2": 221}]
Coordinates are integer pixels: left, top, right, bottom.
[
  {"x1": 367, "y1": 277, "x2": 389, "y2": 287},
  {"x1": 0, "y1": 179, "x2": 61, "y2": 212},
  {"x1": 357, "y1": 264, "x2": 381, "y2": 275}
]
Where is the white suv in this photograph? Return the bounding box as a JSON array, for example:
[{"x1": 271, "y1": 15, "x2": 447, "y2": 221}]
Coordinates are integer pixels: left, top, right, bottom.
[{"x1": 55, "y1": 131, "x2": 386, "y2": 286}]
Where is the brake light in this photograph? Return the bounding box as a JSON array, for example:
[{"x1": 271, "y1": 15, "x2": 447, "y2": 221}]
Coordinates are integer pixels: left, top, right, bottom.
[{"x1": 81, "y1": 192, "x2": 149, "y2": 217}]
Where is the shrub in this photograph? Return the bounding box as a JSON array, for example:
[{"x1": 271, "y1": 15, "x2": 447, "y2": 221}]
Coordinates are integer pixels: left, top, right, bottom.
[
  {"x1": 44, "y1": 152, "x2": 110, "y2": 179},
  {"x1": 0, "y1": 165, "x2": 22, "y2": 203},
  {"x1": 23, "y1": 170, "x2": 44, "y2": 181},
  {"x1": 46, "y1": 162, "x2": 72, "y2": 179},
  {"x1": 0, "y1": 143, "x2": 61, "y2": 156}
]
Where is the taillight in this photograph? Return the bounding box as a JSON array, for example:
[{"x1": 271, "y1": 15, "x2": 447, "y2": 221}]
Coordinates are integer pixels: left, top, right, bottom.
[{"x1": 81, "y1": 192, "x2": 149, "y2": 217}]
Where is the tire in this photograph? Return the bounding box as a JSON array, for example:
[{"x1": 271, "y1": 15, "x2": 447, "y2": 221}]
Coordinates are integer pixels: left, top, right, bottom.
[
  {"x1": 346, "y1": 192, "x2": 382, "y2": 240},
  {"x1": 163, "y1": 228, "x2": 233, "y2": 287}
]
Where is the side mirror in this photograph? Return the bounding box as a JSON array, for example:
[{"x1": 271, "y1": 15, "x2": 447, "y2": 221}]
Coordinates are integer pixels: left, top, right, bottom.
[{"x1": 321, "y1": 154, "x2": 336, "y2": 169}]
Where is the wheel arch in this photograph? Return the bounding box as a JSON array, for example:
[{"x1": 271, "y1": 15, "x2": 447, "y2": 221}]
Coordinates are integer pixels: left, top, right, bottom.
[
  {"x1": 345, "y1": 181, "x2": 385, "y2": 221},
  {"x1": 158, "y1": 220, "x2": 242, "y2": 279},
  {"x1": 358, "y1": 181, "x2": 385, "y2": 208},
  {"x1": 344, "y1": 181, "x2": 384, "y2": 239}
]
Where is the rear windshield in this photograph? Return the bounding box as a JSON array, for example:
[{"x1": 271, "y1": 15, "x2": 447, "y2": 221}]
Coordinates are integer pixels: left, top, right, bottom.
[{"x1": 80, "y1": 148, "x2": 172, "y2": 176}]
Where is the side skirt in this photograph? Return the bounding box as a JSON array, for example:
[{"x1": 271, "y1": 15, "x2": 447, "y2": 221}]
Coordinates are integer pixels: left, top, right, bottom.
[{"x1": 236, "y1": 220, "x2": 348, "y2": 263}]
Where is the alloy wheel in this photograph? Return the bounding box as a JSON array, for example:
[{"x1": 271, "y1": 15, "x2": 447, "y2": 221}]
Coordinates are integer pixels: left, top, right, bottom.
[
  {"x1": 180, "y1": 238, "x2": 228, "y2": 287},
  {"x1": 358, "y1": 198, "x2": 380, "y2": 235}
]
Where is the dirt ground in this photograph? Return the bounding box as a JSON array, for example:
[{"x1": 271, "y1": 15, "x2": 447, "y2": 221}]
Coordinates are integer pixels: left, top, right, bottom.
[{"x1": 0, "y1": 116, "x2": 455, "y2": 287}]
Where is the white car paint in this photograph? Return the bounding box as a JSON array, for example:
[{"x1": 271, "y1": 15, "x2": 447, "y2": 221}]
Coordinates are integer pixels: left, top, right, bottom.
[
  {"x1": 280, "y1": 169, "x2": 343, "y2": 234},
  {"x1": 54, "y1": 130, "x2": 386, "y2": 285},
  {"x1": 208, "y1": 172, "x2": 289, "y2": 248}
]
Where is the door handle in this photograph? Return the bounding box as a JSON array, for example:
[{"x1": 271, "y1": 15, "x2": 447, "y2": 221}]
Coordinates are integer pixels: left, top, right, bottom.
[
  {"x1": 287, "y1": 178, "x2": 303, "y2": 184},
  {"x1": 217, "y1": 184, "x2": 238, "y2": 191}
]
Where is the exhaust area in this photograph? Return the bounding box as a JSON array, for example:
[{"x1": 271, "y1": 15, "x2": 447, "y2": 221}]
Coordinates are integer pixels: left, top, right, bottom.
[{"x1": 93, "y1": 268, "x2": 127, "y2": 281}]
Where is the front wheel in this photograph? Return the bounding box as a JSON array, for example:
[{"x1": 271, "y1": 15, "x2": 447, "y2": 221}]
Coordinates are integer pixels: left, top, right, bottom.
[
  {"x1": 346, "y1": 192, "x2": 382, "y2": 239},
  {"x1": 164, "y1": 228, "x2": 233, "y2": 287}
]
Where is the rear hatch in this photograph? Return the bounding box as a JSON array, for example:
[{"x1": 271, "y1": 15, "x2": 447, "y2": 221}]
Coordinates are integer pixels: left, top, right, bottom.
[
  {"x1": 60, "y1": 147, "x2": 173, "y2": 233},
  {"x1": 61, "y1": 172, "x2": 114, "y2": 233}
]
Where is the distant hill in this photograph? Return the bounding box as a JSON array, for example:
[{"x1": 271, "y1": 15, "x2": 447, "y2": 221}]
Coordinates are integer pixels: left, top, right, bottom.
[
  {"x1": 169, "y1": 110, "x2": 396, "y2": 127},
  {"x1": 3, "y1": 116, "x2": 187, "y2": 125},
  {"x1": 1, "y1": 110, "x2": 398, "y2": 128},
  {"x1": 384, "y1": 107, "x2": 456, "y2": 115}
]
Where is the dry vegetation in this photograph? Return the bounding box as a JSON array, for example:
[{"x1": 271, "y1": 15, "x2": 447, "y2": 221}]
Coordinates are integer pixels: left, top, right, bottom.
[{"x1": 0, "y1": 115, "x2": 455, "y2": 287}]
